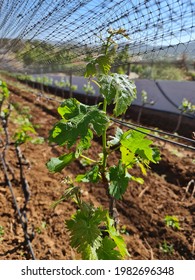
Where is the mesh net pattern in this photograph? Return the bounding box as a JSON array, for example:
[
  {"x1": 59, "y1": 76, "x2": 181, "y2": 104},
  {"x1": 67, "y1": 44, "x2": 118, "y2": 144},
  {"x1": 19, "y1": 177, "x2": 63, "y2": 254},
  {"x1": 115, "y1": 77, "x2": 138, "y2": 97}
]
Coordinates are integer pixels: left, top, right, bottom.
[{"x1": 0, "y1": 0, "x2": 194, "y2": 73}]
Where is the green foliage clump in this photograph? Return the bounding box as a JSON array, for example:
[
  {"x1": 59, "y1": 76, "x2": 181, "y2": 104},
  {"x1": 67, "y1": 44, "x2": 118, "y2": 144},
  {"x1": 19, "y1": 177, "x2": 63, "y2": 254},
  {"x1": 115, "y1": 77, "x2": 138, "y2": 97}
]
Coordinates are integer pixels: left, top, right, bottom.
[
  {"x1": 0, "y1": 80, "x2": 44, "y2": 146},
  {"x1": 82, "y1": 81, "x2": 95, "y2": 95},
  {"x1": 160, "y1": 241, "x2": 174, "y2": 254},
  {"x1": 0, "y1": 225, "x2": 5, "y2": 241},
  {"x1": 164, "y1": 215, "x2": 180, "y2": 230}
]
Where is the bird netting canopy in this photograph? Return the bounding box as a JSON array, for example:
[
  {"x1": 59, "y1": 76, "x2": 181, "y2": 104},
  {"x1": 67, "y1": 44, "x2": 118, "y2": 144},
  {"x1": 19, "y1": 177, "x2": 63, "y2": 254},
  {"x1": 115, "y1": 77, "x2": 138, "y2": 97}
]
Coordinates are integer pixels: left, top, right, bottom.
[{"x1": 0, "y1": 0, "x2": 194, "y2": 73}]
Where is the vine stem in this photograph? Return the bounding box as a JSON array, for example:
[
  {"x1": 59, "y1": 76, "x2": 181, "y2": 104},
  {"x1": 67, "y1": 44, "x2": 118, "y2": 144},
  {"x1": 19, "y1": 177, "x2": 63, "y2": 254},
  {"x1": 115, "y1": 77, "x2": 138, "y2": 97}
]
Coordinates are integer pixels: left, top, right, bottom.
[
  {"x1": 102, "y1": 98, "x2": 108, "y2": 172},
  {"x1": 101, "y1": 32, "x2": 118, "y2": 222},
  {"x1": 101, "y1": 98, "x2": 116, "y2": 221},
  {"x1": 101, "y1": 31, "x2": 111, "y2": 172}
]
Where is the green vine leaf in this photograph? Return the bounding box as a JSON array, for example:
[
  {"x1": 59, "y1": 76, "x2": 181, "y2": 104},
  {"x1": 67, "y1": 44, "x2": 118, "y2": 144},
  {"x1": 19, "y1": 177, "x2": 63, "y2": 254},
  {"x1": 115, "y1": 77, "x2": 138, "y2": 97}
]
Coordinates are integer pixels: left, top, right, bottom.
[
  {"x1": 82, "y1": 238, "x2": 102, "y2": 260},
  {"x1": 99, "y1": 73, "x2": 137, "y2": 116},
  {"x1": 97, "y1": 236, "x2": 121, "y2": 260},
  {"x1": 85, "y1": 54, "x2": 111, "y2": 77},
  {"x1": 129, "y1": 175, "x2": 144, "y2": 184},
  {"x1": 46, "y1": 152, "x2": 75, "y2": 173},
  {"x1": 121, "y1": 128, "x2": 157, "y2": 163},
  {"x1": 120, "y1": 146, "x2": 134, "y2": 167},
  {"x1": 152, "y1": 146, "x2": 161, "y2": 163},
  {"x1": 108, "y1": 160, "x2": 129, "y2": 199},
  {"x1": 75, "y1": 129, "x2": 93, "y2": 158},
  {"x1": 57, "y1": 98, "x2": 79, "y2": 119},
  {"x1": 107, "y1": 127, "x2": 123, "y2": 147},
  {"x1": 96, "y1": 54, "x2": 111, "y2": 74},
  {"x1": 65, "y1": 206, "x2": 107, "y2": 259},
  {"x1": 76, "y1": 165, "x2": 101, "y2": 183},
  {"x1": 85, "y1": 60, "x2": 97, "y2": 77},
  {"x1": 13, "y1": 116, "x2": 37, "y2": 146},
  {"x1": 106, "y1": 213, "x2": 129, "y2": 258},
  {"x1": 49, "y1": 98, "x2": 109, "y2": 148}
]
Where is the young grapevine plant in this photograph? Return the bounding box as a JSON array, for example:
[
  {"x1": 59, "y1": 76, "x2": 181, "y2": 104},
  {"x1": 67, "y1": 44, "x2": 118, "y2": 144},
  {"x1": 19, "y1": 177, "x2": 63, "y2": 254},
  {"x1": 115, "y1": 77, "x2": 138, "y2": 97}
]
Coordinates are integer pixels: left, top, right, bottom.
[{"x1": 46, "y1": 28, "x2": 160, "y2": 260}]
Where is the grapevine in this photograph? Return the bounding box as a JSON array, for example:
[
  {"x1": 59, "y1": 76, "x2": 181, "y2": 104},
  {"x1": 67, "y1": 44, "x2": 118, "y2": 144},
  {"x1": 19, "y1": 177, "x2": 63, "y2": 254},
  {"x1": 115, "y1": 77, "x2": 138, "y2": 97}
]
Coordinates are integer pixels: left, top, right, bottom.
[{"x1": 47, "y1": 28, "x2": 160, "y2": 260}]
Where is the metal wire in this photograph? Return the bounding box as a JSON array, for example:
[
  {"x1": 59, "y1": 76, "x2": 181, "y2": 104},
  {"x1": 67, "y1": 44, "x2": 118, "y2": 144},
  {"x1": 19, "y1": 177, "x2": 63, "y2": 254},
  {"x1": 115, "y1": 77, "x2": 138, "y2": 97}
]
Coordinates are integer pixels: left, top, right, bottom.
[{"x1": 111, "y1": 117, "x2": 195, "y2": 151}]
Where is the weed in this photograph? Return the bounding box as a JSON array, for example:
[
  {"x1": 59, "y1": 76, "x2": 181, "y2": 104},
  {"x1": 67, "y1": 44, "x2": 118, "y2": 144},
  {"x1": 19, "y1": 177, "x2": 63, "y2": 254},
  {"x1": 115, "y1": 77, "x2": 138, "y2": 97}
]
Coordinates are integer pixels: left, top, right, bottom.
[
  {"x1": 0, "y1": 225, "x2": 5, "y2": 241},
  {"x1": 35, "y1": 221, "x2": 47, "y2": 234},
  {"x1": 164, "y1": 215, "x2": 180, "y2": 230},
  {"x1": 160, "y1": 241, "x2": 174, "y2": 254}
]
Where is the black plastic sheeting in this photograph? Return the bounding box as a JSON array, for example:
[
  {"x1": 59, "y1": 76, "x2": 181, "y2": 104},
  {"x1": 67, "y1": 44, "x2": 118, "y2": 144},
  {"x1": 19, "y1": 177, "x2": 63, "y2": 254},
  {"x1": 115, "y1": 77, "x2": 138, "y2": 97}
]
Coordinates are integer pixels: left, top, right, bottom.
[{"x1": 32, "y1": 73, "x2": 195, "y2": 116}]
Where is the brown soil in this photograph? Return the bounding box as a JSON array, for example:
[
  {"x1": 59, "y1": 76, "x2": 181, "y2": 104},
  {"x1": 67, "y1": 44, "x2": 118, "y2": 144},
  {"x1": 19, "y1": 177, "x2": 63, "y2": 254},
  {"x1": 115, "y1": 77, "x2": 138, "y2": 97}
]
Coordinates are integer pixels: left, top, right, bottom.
[{"x1": 0, "y1": 74, "x2": 195, "y2": 260}]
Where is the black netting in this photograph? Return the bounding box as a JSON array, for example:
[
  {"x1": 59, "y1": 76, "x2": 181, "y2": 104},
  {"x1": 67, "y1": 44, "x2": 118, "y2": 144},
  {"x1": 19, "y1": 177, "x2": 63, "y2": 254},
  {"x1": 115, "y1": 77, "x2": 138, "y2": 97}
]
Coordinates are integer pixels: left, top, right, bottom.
[{"x1": 0, "y1": 0, "x2": 194, "y2": 74}]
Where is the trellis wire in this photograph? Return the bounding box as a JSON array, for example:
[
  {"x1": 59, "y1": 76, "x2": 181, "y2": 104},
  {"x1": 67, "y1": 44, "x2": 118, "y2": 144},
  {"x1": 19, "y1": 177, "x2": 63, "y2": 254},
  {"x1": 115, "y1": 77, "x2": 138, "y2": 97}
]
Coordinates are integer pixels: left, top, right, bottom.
[{"x1": 111, "y1": 117, "x2": 195, "y2": 151}]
